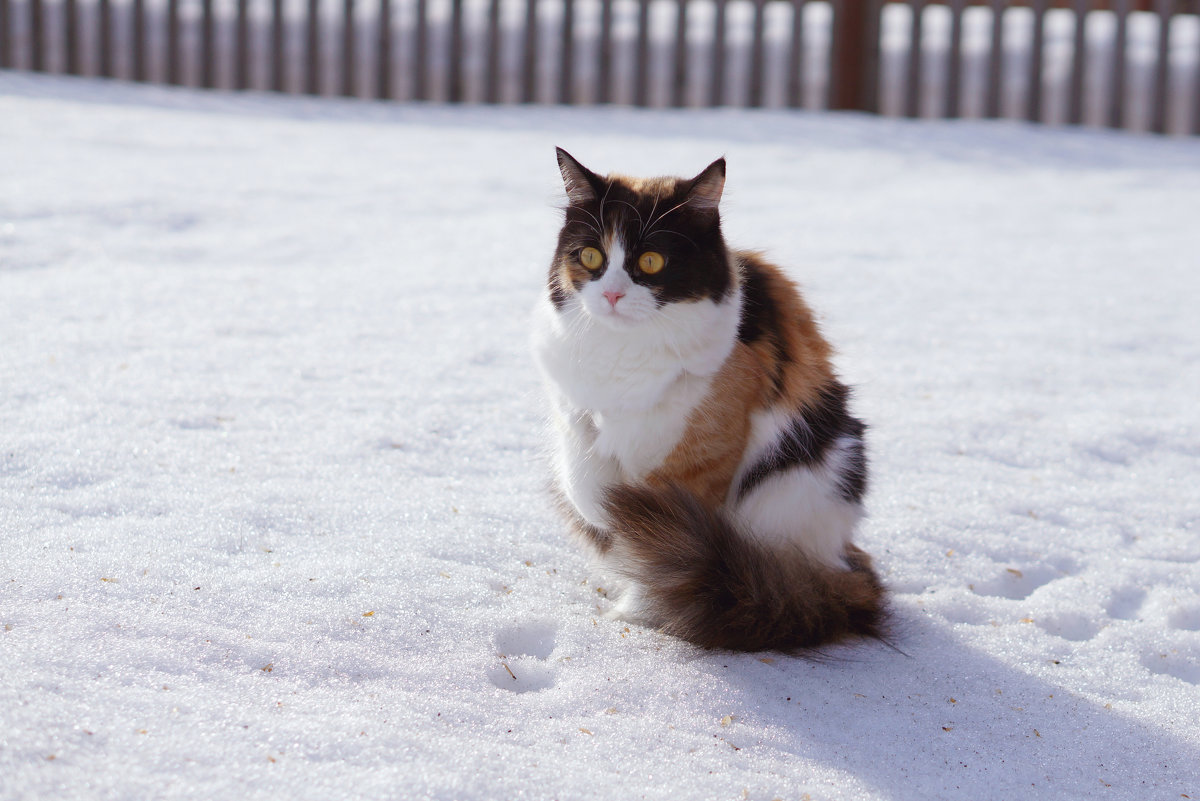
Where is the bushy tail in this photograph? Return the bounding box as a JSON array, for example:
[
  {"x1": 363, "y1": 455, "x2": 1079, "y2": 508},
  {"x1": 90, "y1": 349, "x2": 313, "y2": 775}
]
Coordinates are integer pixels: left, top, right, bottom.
[{"x1": 602, "y1": 483, "x2": 887, "y2": 652}]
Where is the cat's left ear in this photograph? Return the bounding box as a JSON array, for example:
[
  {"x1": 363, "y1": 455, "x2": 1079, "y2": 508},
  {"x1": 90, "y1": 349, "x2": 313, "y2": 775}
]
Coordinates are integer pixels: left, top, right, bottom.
[
  {"x1": 686, "y1": 158, "x2": 726, "y2": 213},
  {"x1": 556, "y1": 147, "x2": 604, "y2": 205}
]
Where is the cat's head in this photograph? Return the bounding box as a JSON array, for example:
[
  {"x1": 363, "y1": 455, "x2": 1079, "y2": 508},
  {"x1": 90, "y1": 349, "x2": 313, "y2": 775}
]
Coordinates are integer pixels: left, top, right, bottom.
[{"x1": 548, "y1": 148, "x2": 732, "y2": 328}]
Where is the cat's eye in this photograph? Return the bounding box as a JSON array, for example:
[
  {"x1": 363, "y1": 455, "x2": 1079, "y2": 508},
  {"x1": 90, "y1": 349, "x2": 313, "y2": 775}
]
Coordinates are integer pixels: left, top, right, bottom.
[
  {"x1": 638, "y1": 251, "x2": 665, "y2": 275},
  {"x1": 579, "y1": 247, "x2": 604, "y2": 270}
]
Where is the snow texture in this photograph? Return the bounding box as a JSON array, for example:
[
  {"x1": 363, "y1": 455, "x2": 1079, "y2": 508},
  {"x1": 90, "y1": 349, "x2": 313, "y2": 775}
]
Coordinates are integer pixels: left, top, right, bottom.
[{"x1": 2, "y1": 72, "x2": 1199, "y2": 800}]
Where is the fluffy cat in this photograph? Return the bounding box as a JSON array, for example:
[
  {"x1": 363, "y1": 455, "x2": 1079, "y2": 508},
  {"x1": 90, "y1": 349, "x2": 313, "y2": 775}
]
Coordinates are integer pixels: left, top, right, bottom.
[{"x1": 532, "y1": 148, "x2": 886, "y2": 652}]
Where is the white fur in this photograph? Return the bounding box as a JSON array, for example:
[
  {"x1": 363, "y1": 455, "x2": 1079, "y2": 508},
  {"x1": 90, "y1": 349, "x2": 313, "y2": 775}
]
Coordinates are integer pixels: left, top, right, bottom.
[
  {"x1": 532, "y1": 261, "x2": 741, "y2": 529},
  {"x1": 729, "y1": 409, "x2": 864, "y2": 568}
]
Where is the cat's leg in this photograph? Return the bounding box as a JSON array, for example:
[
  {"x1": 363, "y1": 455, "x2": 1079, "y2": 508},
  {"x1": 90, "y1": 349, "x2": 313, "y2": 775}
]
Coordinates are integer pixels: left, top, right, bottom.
[{"x1": 551, "y1": 398, "x2": 622, "y2": 534}]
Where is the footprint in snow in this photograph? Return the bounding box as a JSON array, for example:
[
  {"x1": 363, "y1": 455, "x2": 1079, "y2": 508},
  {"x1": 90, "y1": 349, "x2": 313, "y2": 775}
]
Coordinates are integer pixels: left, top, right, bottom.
[
  {"x1": 488, "y1": 621, "x2": 559, "y2": 693},
  {"x1": 1141, "y1": 644, "x2": 1200, "y2": 685}
]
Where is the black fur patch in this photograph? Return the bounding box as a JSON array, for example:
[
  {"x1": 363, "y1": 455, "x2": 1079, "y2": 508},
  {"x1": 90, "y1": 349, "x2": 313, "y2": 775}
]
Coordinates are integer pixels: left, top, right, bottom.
[
  {"x1": 735, "y1": 382, "x2": 868, "y2": 504},
  {"x1": 735, "y1": 262, "x2": 777, "y2": 345},
  {"x1": 735, "y1": 259, "x2": 790, "y2": 397}
]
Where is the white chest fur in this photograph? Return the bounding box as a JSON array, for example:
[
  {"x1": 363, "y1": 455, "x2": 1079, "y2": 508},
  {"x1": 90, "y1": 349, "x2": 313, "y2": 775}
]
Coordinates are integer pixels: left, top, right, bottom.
[{"x1": 532, "y1": 289, "x2": 740, "y2": 479}]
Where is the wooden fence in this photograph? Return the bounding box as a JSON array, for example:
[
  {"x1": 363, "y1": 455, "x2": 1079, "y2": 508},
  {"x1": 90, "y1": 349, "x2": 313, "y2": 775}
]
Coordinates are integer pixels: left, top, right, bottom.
[{"x1": 1, "y1": 0, "x2": 1197, "y2": 133}]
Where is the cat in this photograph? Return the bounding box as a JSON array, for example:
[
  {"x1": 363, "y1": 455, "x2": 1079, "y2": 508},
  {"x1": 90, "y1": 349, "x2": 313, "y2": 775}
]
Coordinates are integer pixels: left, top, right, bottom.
[{"x1": 532, "y1": 148, "x2": 886, "y2": 652}]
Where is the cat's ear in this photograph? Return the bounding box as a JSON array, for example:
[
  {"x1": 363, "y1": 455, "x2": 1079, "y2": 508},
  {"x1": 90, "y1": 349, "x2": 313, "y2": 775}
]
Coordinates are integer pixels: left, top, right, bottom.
[
  {"x1": 686, "y1": 158, "x2": 726, "y2": 213},
  {"x1": 556, "y1": 147, "x2": 604, "y2": 205}
]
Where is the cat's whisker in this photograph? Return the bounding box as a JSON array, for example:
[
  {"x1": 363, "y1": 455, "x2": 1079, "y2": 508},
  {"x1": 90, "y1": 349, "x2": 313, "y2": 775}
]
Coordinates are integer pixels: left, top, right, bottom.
[
  {"x1": 645, "y1": 198, "x2": 692, "y2": 237},
  {"x1": 566, "y1": 218, "x2": 602, "y2": 238},
  {"x1": 648, "y1": 227, "x2": 699, "y2": 251},
  {"x1": 606, "y1": 199, "x2": 646, "y2": 237}
]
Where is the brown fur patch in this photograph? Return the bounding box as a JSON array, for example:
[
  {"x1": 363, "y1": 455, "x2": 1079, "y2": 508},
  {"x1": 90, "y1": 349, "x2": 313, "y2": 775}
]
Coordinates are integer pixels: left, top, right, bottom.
[
  {"x1": 734, "y1": 251, "x2": 835, "y2": 411},
  {"x1": 647, "y1": 343, "x2": 763, "y2": 503},
  {"x1": 604, "y1": 484, "x2": 887, "y2": 652},
  {"x1": 646, "y1": 252, "x2": 840, "y2": 508}
]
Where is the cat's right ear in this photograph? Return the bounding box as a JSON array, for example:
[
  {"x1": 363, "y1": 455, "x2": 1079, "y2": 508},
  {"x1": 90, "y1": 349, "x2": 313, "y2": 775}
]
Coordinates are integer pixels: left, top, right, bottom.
[{"x1": 556, "y1": 147, "x2": 603, "y2": 205}]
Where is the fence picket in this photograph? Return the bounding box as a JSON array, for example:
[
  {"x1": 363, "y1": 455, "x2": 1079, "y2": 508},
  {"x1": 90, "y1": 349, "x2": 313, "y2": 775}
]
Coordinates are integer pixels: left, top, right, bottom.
[
  {"x1": 449, "y1": 0, "x2": 464, "y2": 101},
  {"x1": 945, "y1": 0, "x2": 964, "y2": 116},
  {"x1": 236, "y1": 0, "x2": 249, "y2": 89},
  {"x1": 485, "y1": 0, "x2": 500, "y2": 101},
  {"x1": 133, "y1": 0, "x2": 146, "y2": 81},
  {"x1": 712, "y1": 0, "x2": 726, "y2": 104},
  {"x1": 522, "y1": 0, "x2": 538, "y2": 101},
  {"x1": 635, "y1": 0, "x2": 650, "y2": 105},
  {"x1": 750, "y1": 0, "x2": 767, "y2": 107},
  {"x1": 378, "y1": 0, "x2": 392, "y2": 98},
  {"x1": 0, "y1": 0, "x2": 8, "y2": 69},
  {"x1": 672, "y1": 0, "x2": 687, "y2": 106},
  {"x1": 905, "y1": 0, "x2": 923, "y2": 116},
  {"x1": 307, "y1": 0, "x2": 320, "y2": 93},
  {"x1": 415, "y1": 0, "x2": 428, "y2": 99},
  {"x1": 787, "y1": 0, "x2": 805, "y2": 107},
  {"x1": 1068, "y1": 0, "x2": 1087, "y2": 124},
  {"x1": 1150, "y1": 0, "x2": 1172, "y2": 133},
  {"x1": 345, "y1": 0, "x2": 357, "y2": 96},
  {"x1": 1027, "y1": 0, "x2": 1047, "y2": 121},
  {"x1": 985, "y1": 0, "x2": 1003, "y2": 117},
  {"x1": 598, "y1": 0, "x2": 613, "y2": 102},
  {"x1": 560, "y1": 0, "x2": 575, "y2": 103},
  {"x1": 97, "y1": 0, "x2": 109, "y2": 75},
  {"x1": 203, "y1": 0, "x2": 215, "y2": 87},
  {"x1": 65, "y1": 0, "x2": 78, "y2": 74}
]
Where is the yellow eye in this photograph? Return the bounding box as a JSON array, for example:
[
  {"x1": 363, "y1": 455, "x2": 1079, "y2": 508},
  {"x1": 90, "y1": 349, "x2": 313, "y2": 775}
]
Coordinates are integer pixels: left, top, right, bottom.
[
  {"x1": 638, "y1": 251, "x2": 665, "y2": 274},
  {"x1": 579, "y1": 247, "x2": 604, "y2": 270}
]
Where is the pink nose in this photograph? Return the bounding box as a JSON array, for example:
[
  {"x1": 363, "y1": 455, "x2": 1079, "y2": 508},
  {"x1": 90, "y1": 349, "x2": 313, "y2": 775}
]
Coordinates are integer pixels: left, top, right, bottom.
[{"x1": 603, "y1": 290, "x2": 625, "y2": 308}]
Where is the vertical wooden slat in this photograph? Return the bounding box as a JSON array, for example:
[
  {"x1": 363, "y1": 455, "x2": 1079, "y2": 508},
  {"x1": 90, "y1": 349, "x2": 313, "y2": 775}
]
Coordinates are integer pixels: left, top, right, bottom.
[
  {"x1": 448, "y1": 0, "x2": 463, "y2": 100},
  {"x1": 521, "y1": 0, "x2": 538, "y2": 101},
  {"x1": 1194, "y1": 12, "x2": 1200, "y2": 135},
  {"x1": 984, "y1": 0, "x2": 1004, "y2": 117},
  {"x1": 560, "y1": 0, "x2": 575, "y2": 102},
  {"x1": 414, "y1": 0, "x2": 428, "y2": 99},
  {"x1": 944, "y1": 0, "x2": 964, "y2": 117},
  {"x1": 97, "y1": 0, "x2": 110, "y2": 76},
  {"x1": 343, "y1": 0, "x2": 357, "y2": 96},
  {"x1": 236, "y1": 0, "x2": 249, "y2": 89},
  {"x1": 133, "y1": 0, "x2": 146, "y2": 80},
  {"x1": 30, "y1": 0, "x2": 44, "y2": 70},
  {"x1": 485, "y1": 0, "x2": 500, "y2": 102},
  {"x1": 202, "y1": 0, "x2": 215, "y2": 87},
  {"x1": 1109, "y1": 0, "x2": 1129, "y2": 127},
  {"x1": 1067, "y1": 0, "x2": 1087, "y2": 124},
  {"x1": 749, "y1": 0, "x2": 766, "y2": 107},
  {"x1": 1026, "y1": 0, "x2": 1047, "y2": 121},
  {"x1": 634, "y1": 0, "x2": 650, "y2": 105},
  {"x1": 307, "y1": 0, "x2": 320, "y2": 93},
  {"x1": 830, "y1": 0, "x2": 879, "y2": 111},
  {"x1": 598, "y1": 0, "x2": 613, "y2": 103},
  {"x1": 379, "y1": 0, "x2": 392, "y2": 99},
  {"x1": 0, "y1": 0, "x2": 9, "y2": 69},
  {"x1": 905, "y1": 0, "x2": 924, "y2": 117},
  {"x1": 787, "y1": 0, "x2": 805, "y2": 108},
  {"x1": 711, "y1": 0, "x2": 726, "y2": 105},
  {"x1": 271, "y1": 0, "x2": 284, "y2": 90},
  {"x1": 64, "y1": 0, "x2": 78, "y2": 74},
  {"x1": 672, "y1": 0, "x2": 687, "y2": 107},
  {"x1": 1150, "y1": 0, "x2": 1172, "y2": 133},
  {"x1": 168, "y1": 0, "x2": 180, "y2": 83}
]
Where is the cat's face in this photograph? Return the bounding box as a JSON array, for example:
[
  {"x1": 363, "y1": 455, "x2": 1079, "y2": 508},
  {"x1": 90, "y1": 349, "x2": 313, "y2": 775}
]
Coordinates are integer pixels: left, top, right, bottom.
[{"x1": 549, "y1": 149, "x2": 732, "y2": 329}]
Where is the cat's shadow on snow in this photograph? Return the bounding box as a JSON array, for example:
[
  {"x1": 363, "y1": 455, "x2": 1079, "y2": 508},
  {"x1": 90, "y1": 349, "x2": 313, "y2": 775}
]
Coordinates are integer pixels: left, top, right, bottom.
[{"x1": 716, "y1": 612, "x2": 1197, "y2": 797}]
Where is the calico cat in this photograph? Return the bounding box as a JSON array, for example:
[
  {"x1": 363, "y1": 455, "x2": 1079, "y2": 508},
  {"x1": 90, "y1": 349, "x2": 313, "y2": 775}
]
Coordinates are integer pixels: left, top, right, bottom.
[{"x1": 532, "y1": 148, "x2": 886, "y2": 652}]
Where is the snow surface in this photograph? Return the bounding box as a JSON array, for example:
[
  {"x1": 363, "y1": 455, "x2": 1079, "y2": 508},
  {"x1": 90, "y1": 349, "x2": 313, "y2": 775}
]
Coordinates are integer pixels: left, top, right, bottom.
[{"x1": 2, "y1": 72, "x2": 1199, "y2": 800}]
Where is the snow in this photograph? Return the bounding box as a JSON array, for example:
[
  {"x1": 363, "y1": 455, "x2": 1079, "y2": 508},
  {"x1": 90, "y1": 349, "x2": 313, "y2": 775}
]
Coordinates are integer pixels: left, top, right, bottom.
[{"x1": 2, "y1": 72, "x2": 1199, "y2": 800}]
